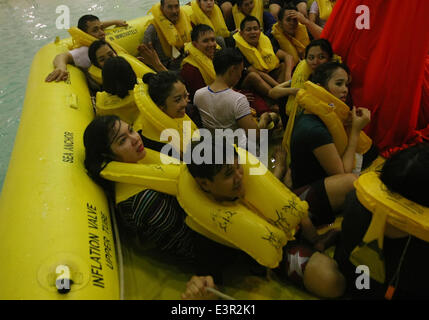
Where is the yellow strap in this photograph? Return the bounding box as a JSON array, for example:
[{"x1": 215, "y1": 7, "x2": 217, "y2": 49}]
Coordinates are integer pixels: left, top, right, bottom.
[
  {"x1": 181, "y1": 42, "x2": 216, "y2": 85},
  {"x1": 190, "y1": 0, "x2": 230, "y2": 38},
  {"x1": 271, "y1": 22, "x2": 309, "y2": 65},
  {"x1": 233, "y1": 32, "x2": 280, "y2": 72}
]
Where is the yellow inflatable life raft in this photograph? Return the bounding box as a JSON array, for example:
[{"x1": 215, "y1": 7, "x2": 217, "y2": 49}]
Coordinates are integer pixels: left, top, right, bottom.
[
  {"x1": 101, "y1": 147, "x2": 308, "y2": 269},
  {"x1": 350, "y1": 171, "x2": 429, "y2": 283},
  {"x1": 68, "y1": 26, "x2": 128, "y2": 54},
  {"x1": 133, "y1": 82, "x2": 199, "y2": 155}
]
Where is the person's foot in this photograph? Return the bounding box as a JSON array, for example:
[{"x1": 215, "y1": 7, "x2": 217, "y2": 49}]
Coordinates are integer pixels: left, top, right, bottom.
[{"x1": 272, "y1": 146, "x2": 287, "y2": 180}]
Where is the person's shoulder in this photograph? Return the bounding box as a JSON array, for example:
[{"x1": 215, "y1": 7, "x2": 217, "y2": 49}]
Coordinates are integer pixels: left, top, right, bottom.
[
  {"x1": 70, "y1": 46, "x2": 89, "y2": 54},
  {"x1": 194, "y1": 86, "x2": 210, "y2": 98}
]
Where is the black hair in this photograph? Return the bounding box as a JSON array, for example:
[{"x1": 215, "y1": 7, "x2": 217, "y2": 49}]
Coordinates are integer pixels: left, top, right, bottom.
[
  {"x1": 77, "y1": 15, "x2": 100, "y2": 32},
  {"x1": 83, "y1": 115, "x2": 121, "y2": 193},
  {"x1": 88, "y1": 40, "x2": 117, "y2": 68},
  {"x1": 161, "y1": 0, "x2": 179, "y2": 7},
  {"x1": 142, "y1": 71, "x2": 183, "y2": 107},
  {"x1": 240, "y1": 15, "x2": 260, "y2": 31},
  {"x1": 186, "y1": 138, "x2": 239, "y2": 181},
  {"x1": 305, "y1": 38, "x2": 334, "y2": 60},
  {"x1": 278, "y1": 2, "x2": 298, "y2": 21},
  {"x1": 191, "y1": 24, "x2": 214, "y2": 42},
  {"x1": 237, "y1": 0, "x2": 252, "y2": 7},
  {"x1": 310, "y1": 61, "x2": 350, "y2": 88},
  {"x1": 213, "y1": 48, "x2": 243, "y2": 75},
  {"x1": 380, "y1": 143, "x2": 429, "y2": 207},
  {"x1": 102, "y1": 56, "x2": 137, "y2": 99}
]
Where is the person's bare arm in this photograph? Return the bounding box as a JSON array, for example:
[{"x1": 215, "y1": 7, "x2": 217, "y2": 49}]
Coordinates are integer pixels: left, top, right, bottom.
[
  {"x1": 290, "y1": 11, "x2": 323, "y2": 40},
  {"x1": 248, "y1": 66, "x2": 279, "y2": 87},
  {"x1": 137, "y1": 42, "x2": 168, "y2": 72},
  {"x1": 45, "y1": 52, "x2": 74, "y2": 82},
  {"x1": 237, "y1": 112, "x2": 271, "y2": 140},
  {"x1": 101, "y1": 20, "x2": 128, "y2": 29}
]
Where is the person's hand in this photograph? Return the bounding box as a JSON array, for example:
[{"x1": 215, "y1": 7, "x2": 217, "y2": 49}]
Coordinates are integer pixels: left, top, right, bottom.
[
  {"x1": 137, "y1": 42, "x2": 165, "y2": 70},
  {"x1": 114, "y1": 20, "x2": 128, "y2": 27},
  {"x1": 181, "y1": 276, "x2": 218, "y2": 300},
  {"x1": 45, "y1": 67, "x2": 69, "y2": 82},
  {"x1": 288, "y1": 11, "x2": 308, "y2": 24},
  {"x1": 351, "y1": 106, "x2": 371, "y2": 132},
  {"x1": 258, "y1": 112, "x2": 272, "y2": 129}
]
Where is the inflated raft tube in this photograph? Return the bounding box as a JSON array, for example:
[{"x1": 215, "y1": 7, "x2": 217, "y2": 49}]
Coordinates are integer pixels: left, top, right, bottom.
[{"x1": 0, "y1": 39, "x2": 119, "y2": 299}]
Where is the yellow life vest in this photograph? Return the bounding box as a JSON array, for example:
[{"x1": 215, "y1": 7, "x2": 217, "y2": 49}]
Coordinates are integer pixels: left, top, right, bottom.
[
  {"x1": 101, "y1": 148, "x2": 181, "y2": 204},
  {"x1": 149, "y1": 3, "x2": 192, "y2": 58},
  {"x1": 68, "y1": 26, "x2": 127, "y2": 54},
  {"x1": 181, "y1": 42, "x2": 216, "y2": 86},
  {"x1": 95, "y1": 89, "x2": 139, "y2": 125},
  {"x1": 232, "y1": 0, "x2": 264, "y2": 30},
  {"x1": 133, "y1": 82, "x2": 199, "y2": 154},
  {"x1": 189, "y1": 0, "x2": 230, "y2": 38},
  {"x1": 101, "y1": 147, "x2": 308, "y2": 268},
  {"x1": 234, "y1": 32, "x2": 280, "y2": 73},
  {"x1": 283, "y1": 81, "x2": 372, "y2": 166},
  {"x1": 315, "y1": 0, "x2": 335, "y2": 21},
  {"x1": 88, "y1": 52, "x2": 154, "y2": 85},
  {"x1": 271, "y1": 22, "x2": 310, "y2": 65},
  {"x1": 349, "y1": 171, "x2": 429, "y2": 283}
]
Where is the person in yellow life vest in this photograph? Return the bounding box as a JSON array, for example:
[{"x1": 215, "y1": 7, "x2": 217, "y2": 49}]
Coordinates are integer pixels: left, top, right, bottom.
[
  {"x1": 181, "y1": 138, "x2": 345, "y2": 299},
  {"x1": 180, "y1": 24, "x2": 217, "y2": 103},
  {"x1": 232, "y1": 0, "x2": 277, "y2": 36},
  {"x1": 45, "y1": 14, "x2": 127, "y2": 83},
  {"x1": 87, "y1": 40, "x2": 118, "y2": 92},
  {"x1": 269, "y1": 0, "x2": 308, "y2": 21},
  {"x1": 334, "y1": 143, "x2": 429, "y2": 299},
  {"x1": 289, "y1": 62, "x2": 377, "y2": 228},
  {"x1": 189, "y1": 0, "x2": 232, "y2": 43},
  {"x1": 95, "y1": 56, "x2": 139, "y2": 125},
  {"x1": 138, "y1": 0, "x2": 192, "y2": 71},
  {"x1": 271, "y1": 4, "x2": 310, "y2": 66},
  {"x1": 234, "y1": 16, "x2": 299, "y2": 111},
  {"x1": 309, "y1": 0, "x2": 336, "y2": 28}
]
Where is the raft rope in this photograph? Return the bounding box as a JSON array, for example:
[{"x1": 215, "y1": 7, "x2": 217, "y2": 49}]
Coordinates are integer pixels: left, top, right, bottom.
[{"x1": 384, "y1": 235, "x2": 412, "y2": 300}]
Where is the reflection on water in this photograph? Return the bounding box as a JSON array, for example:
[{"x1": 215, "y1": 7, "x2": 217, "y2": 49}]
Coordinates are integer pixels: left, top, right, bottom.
[{"x1": 0, "y1": 0, "x2": 172, "y2": 191}]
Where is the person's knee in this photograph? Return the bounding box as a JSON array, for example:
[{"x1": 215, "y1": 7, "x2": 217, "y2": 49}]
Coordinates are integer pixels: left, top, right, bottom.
[{"x1": 303, "y1": 252, "x2": 346, "y2": 298}]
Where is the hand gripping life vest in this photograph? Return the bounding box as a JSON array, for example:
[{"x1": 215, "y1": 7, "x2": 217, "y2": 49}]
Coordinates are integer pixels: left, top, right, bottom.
[
  {"x1": 88, "y1": 52, "x2": 154, "y2": 85},
  {"x1": 315, "y1": 0, "x2": 335, "y2": 21},
  {"x1": 101, "y1": 147, "x2": 308, "y2": 269},
  {"x1": 133, "y1": 82, "x2": 199, "y2": 155},
  {"x1": 282, "y1": 81, "x2": 372, "y2": 166},
  {"x1": 181, "y1": 43, "x2": 216, "y2": 86},
  {"x1": 95, "y1": 89, "x2": 139, "y2": 125},
  {"x1": 68, "y1": 26, "x2": 127, "y2": 54},
  {"x1": 349, "y1": 171, "x2": 429, "y2": 283},
  {"x1": 233, "y1": 32, "x2": 280, "y2": 73},
  {"x1": 271, "y1": 22, "x2": 310, "y2": 65},
  {"x1": 232, "y1": 0, "x2": 264, "y2": 31},
  {"x1": 189, "y1": 0, "x2": 230, "y2": 38},
  {"x1": 148, "y1": 3, "x2": 192, "y2": 58}
]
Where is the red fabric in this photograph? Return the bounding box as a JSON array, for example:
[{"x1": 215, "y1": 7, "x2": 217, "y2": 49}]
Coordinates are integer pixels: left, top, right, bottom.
[
  {"x1": 180, "y1": 63, "x2": 207, "y2": 103},
  {"x1": 419, "y1": 55, "x2": 429, "y2": 130},
  {"x1": 321, "y1": 0, "x2": 429, "y2": 157}
]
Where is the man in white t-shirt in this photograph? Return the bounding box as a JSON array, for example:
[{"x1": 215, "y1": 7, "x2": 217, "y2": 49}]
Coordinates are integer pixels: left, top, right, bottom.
[
  {"x1": 194, "y1": 48, "x2": 271, "y2": 148},
  {"x1": 45, "y1": 15, "x2": 127, "y2": 82}
]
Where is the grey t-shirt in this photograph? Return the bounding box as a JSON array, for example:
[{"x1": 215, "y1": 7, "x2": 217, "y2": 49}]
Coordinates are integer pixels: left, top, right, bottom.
[
  {"x1": 194, "y1": 86, "x2": 251, "y2": 147},
  {"x1": 142, "y1": 23, "x2": 184, "y2": 71}
]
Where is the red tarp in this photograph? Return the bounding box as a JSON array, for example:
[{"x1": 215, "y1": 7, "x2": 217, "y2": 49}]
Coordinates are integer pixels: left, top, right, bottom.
[{"x1": 321, "y1": 0, "x2": 429, "y2": 157}]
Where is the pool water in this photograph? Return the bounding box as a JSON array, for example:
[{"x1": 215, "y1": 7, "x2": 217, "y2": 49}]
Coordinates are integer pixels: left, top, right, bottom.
[{"x1": 0, "y1": 0, "x2": 186, "y2": 192}]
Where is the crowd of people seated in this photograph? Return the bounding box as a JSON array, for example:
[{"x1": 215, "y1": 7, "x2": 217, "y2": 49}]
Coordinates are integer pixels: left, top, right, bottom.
[{"x1": 45, "y1": 0, "x2": 429, "y2": 301}]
